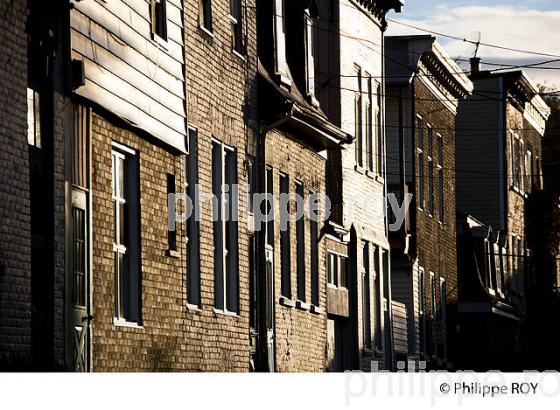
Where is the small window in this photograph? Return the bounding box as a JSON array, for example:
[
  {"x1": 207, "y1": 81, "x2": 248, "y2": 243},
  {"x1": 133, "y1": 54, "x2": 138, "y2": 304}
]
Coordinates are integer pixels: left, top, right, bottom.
[
  {"x1": 230, "y1": 0, "x2": 243, "y2": 54},
  {"x1": 304, "y1": 11, "x2": 315, "y2": 100},
  {"x1": 362, "y1": 243, "x2": 372, "y2": 349},
  {"x1": 375, "y1": 84, "x2": 383, "y2": 177},
  {"x1": 152, "y1": 0, "x2": 168, "y2": 41},
  {"x1": 418, "y1": 268, "x2": 426, "y2": 354},
  {"x1": 112, "y1": 145, "x2": 141, "y2": 324},
  {"x1": 327, "y1": 252, "x2": 347, "y2": 289},
  {"x1": 266, "y1": 167, "x2": 274, "y2": 247},
  {"x1": 365, "y1": 76, "x2": 374, "y2": 172},
  {"x1": 373, "y1": 247, "x2": 382, "y2": 351},
  {"x1": 355, "y1": 67, "x2": 363, "y2": 167},
  {"x1": 27, "y1": 87, "x2": 41, "y2": 148},
  {"x1": 200, "y1": 0, "x2": 213, "y2": 32}
]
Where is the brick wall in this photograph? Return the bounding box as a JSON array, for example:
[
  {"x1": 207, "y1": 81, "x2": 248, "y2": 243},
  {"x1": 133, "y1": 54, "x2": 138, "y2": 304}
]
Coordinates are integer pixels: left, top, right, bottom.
[
  {"x1": 413, "y1": 78, "x2": 459, "y2": 365},
  {"x1": 0, "y1": 0, "x2": 32, "y2": 369},
  {"x1": 265, "y1": 130, "x2": 328, "y2": 372}
]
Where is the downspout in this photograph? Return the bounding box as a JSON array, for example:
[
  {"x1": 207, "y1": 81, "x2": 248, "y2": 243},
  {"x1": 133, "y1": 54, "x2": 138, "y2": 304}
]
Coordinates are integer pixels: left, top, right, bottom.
[{"x1": 255, "y1": 104, "x2": 294, "y2": 372}]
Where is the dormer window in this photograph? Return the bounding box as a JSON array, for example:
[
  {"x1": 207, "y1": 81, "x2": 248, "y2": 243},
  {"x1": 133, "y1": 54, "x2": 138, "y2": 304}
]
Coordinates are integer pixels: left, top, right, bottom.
[
  {"x1": 152, "y1": 0, "x2": 168, "y2": 41},
  {"x1": 304, "y1": 10, "x2": 317, "y2": 105}
]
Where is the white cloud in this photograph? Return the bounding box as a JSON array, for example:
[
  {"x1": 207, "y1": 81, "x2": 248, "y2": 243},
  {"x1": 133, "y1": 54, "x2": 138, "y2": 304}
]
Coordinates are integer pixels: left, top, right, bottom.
[{"x1": 387, "y1": 5, "x2": 560, "y2": 88}]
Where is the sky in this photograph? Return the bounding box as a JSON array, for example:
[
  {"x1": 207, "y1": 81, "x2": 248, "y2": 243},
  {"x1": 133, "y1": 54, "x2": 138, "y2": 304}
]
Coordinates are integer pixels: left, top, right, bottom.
[{"x1": 386, "y1": 0, "x2": 560, "y2": 90}]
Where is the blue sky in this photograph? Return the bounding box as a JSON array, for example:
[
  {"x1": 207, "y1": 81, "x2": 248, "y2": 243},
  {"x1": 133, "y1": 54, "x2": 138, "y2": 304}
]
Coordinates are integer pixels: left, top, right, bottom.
[{"x1": 386, "y1": 1, "x2": 560, "y2": 88}]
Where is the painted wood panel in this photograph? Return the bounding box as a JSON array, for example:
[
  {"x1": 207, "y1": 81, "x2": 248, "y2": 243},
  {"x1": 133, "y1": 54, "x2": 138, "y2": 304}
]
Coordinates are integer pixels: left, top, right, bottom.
[{"x1": 70, "y1": 0, "x2": 186, "y2": 152}]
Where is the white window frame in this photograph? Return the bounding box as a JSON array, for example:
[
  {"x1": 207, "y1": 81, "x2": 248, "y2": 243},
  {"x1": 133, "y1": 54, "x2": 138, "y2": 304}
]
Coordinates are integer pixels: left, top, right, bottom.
[
  {"x1": 27, "y1": 87, "x2": 41, "y2": 148},
  {"x1": 416, "y1": 115, "x2": 424, "y2": 211},
  {"x1": 327, "y1": 251, "x2": 348, "y2": 290}
]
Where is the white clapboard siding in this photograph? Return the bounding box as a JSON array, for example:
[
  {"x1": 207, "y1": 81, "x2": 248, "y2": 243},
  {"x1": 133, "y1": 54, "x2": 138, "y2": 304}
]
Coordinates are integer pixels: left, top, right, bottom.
[
  {"x1": 71, "y1": 0, "x2": 186, "y2": 152},
  {"x1": 391, "y1": 300, "x2": 409, "y2": 354}
]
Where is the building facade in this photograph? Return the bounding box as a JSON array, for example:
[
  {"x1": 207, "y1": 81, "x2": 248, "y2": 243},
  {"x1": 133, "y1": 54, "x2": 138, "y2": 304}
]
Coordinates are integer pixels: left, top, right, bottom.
[
  {"x1": 385, "y1": 36, "x2": 473, "y2": 369},
  {"x1": 455, "y1": 63, "x2": 550, "y2": 370}
]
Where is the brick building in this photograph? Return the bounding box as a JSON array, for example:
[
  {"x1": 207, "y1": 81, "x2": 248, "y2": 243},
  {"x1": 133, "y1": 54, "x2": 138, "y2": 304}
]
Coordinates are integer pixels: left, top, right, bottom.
[
  {"x1": 455, "y1": 63, "x2": 550, "y2": 370},
  {"x1": 314, "y1": 0, "x2": 403, "y2": 371},
  {"x1": 0, "y1": 0, "x2": 32, "y2": 370},
  {"x1": 385, "y1": 36, "x2": 473, "y2": 369}
]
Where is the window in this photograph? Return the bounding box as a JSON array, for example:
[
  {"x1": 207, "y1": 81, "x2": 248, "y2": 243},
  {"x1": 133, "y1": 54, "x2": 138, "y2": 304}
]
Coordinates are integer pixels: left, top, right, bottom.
[
  {"x1": 427, "y1": 125, "x2": 434, "y2": 215},
  {"x1": 186, "y1": 127, "x2": 200, "y2": 306},
  {"x1": 439, "y1": 277, "x2": 447, "y2": 359},
  {"x1": 304, "y1": 10, "x2": 316, "y2": 100},
  {"x1": 273, "y1": 0, "x2": 288, "y2": 81},
  {"x1": 355, "y1": 66, "x2": 363, "y2": 167},
  {"x1": 536, "y1": 155, "x2": 542, "y2": 189},
  {"x1": 418, "y1": 268, "x2": 426, "y2": 354},
  {"x1": 373, "y1": 247, "x2": 382, "y2": 350},
  {"x1": 327, "y1": 252, "x2": 347, "y2": 289},
  {"x1": 526, "y1": 150, "x2": 533, "y2": 193},
  {"x1": 27, "y1": 87, "x2": 41, "y2": 148},
  {"x1": 230, "y1": 0, "x2": 243, "y2": 54},
  {"x1": 280, "y1": 173, "x2": 291, "y2": 298},
  {"x1": 362, "y1": 243, "x2": 372, "y2": 349},
  {"x1": 167, "y1": 173, "x2": 177, "y2": 252},
  {"x1": 200, "y1": 0, "x2": 212, "y2": 32},
  {"x1": 296, "y1": 181, "x2": 306, "y2": 301},
  {"x1": 266, "y1": 167, "x2": 274, "y2": 247},
  {"x1": 310, "y1": 189, "x2": 319, "y2": 306},
  {"x1": 375, "y1": 84, "x2": 383, "y2": 177},
  {"x1": 73, "y1": 208, "x2": 86, "y2": 307},
  {"x1": 416, "y1": 116, "x2": 424, "y2": 210},
  {"x1": 430, "y1": 272, "x2": 436, "y2": 357},
  {"x1": 152, "y1": 0, "x2": 168, "y2": 41},
  {"x1": 366, "y1": 76, "x2": 374, "y2": 172},
  {"x1": 212, "y1": 140, "x2": 238, "y2": 313},
  {"x1": 112, "y1": 144, "x2": 141, "y2": 324},
  {"x1": 511, "y1": 132, "x2": 524, "y2": 191},
  {"x1": 437, "y1": 135, "x2": 444, "y2": 223}
]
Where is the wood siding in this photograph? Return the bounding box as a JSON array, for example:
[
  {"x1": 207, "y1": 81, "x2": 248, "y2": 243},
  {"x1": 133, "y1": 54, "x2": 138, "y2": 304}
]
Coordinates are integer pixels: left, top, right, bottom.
[{"x1": 70, "y1": 0, "x2": 187, "y2": 152}]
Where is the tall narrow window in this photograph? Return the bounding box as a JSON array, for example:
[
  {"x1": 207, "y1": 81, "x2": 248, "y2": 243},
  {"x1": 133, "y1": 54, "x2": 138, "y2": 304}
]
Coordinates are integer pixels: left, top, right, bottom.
[
  {"x1": 230, "y1": 0, "x2": 243, "y2": 54},
  {"x1": 212, "y1": 140, "x2": 238, "y2": 313},
  {"x1": 112, "y1": 145, "x2": 141, "y2": 324},
  {"x1": 375, "y1": 84, "x2": 383, "y2": 177},
  {"x1": 304, "y1": 10, "x2": 316, "y2": 101},
  {"x1": 427, "y1": 125, "x2": 434, "y2": 215},
  {"x1": 310, "y1": 189, "x2": 319, "y2": 306},
  {"x1": 186, "y1": 127, "x2": 200, "y2": 306},
  {"x1": 362, "y1": 243, "x2": 372, "y2": 349},
  {"x1": 437, "y1": 135, "x2": 444, "y2": 223},
  {"x1": 416, "y1": 116, "x2": 424, "y2": 210},
  {"x1": 152, "y1": 0, "x2": 168, "y2": 40},
  {"x1": 266, "y1": 167, "x2": 274, "y2": 248},
  {"x1": 418, "y1": 268, "x2": 426, "y2": 354},
  {"x1": 430, "y1": 272, "x2": 436, "y2": 357},
  {"x1": 200, "y1": 0, "x2": 212, "y2": 32},
  {"x1": 280, "y1": 173, "x2": 291, "y2": 298},
  {"x1": 366, "y1": 76, "x2": 374, "y2": 172},
  {"x1": 373, "y1": 247, "x2": 382, "y2": 351},
  {"x1": 27, "y1": 87, "x2": 41, "y2": 148},
  {"x1": 167, "y1": 173, "x2": 177, "y2": 252},
  {"x1": 526, "y1": 150, "x2": 533, "y2": 193},
  {"x1": 73, "y1": 208, "x2": 86, "y2": 307},
  {"x1": 355, "y1": 67, "x2": 363, "y2": 167},
  {"x1": 296, "y1": 181, "x2": 306, "y2": 302},
  {"x1": 273, "y1": 0, "x2": 288, "y2": 81},
  {"x1": 439, "y1": 277, "x2": 447, "y2": 359}
]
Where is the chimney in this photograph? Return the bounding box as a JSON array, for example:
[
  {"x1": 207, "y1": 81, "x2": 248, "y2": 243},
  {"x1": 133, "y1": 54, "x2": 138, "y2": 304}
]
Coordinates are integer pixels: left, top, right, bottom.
[{"x1": 470, "y1": 57, "x2": 481, "y2": 74}]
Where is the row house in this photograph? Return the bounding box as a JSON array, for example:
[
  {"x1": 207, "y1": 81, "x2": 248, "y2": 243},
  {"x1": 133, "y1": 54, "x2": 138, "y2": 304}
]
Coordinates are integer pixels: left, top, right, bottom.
[
  {"x1": 455, "y1": 62, "x2": 550, "y2": 371},
  {"x1": 314, "y1": 0, "x2": 403, "y2": 371},
  {"x1": 1, "y1": 0, "x2": 406, "y2": 372},
  {"x1": 385, "y1": 35, "x2": 473, "y2": 370}
]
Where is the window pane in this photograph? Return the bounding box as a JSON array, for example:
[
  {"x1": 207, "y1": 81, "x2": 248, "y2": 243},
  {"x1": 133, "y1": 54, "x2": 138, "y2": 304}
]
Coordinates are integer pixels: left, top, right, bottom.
[{"x1": 340, "y1": 256, "x2": 347, "y2": 288}]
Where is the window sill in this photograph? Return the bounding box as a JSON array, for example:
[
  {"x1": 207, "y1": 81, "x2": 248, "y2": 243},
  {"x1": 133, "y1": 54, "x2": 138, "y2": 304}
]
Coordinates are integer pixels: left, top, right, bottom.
[
  {"x1": 366, "y1": 169, "x2": 376, "y2": 179},
  {"x1": 113, "y1": 318, "x2": 143, "y2": 329},
  {"x1": 327, "y1": 284, "x2": 348, "y2": 292},
  {"x1": 151, "y1": 32, "x2": 169, "y2": 50},
  {"x1": 166, "y1": 249, "x2": 180, "y2": 259},
  {"x1": 198, "y1": 25, "x2": 214, "y2": 40},
  {"x1": 279, "y1": 296, "x2": 296, "y2": 308},
  {"x1": 232, "y1": 49, "x2": 246, "y2": 62},
  {"x1": 185, "y1": 303, "x2": 202, "y2": 313},
  {"x1": 354, "y1": 165, "x2": 366, "y2": 175},
  {"x1": 295, "y1": 300, "x2": 310, "y2": 311},
  {"x1": 310, "y1": 304, "x2": 323, "y2": 315},
  {"x1": 213, "y1": 308, "x2": 240, "y2": 318},
  {"x1": 375, "y1": 175, "x2": 385, "y2": 184}
]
